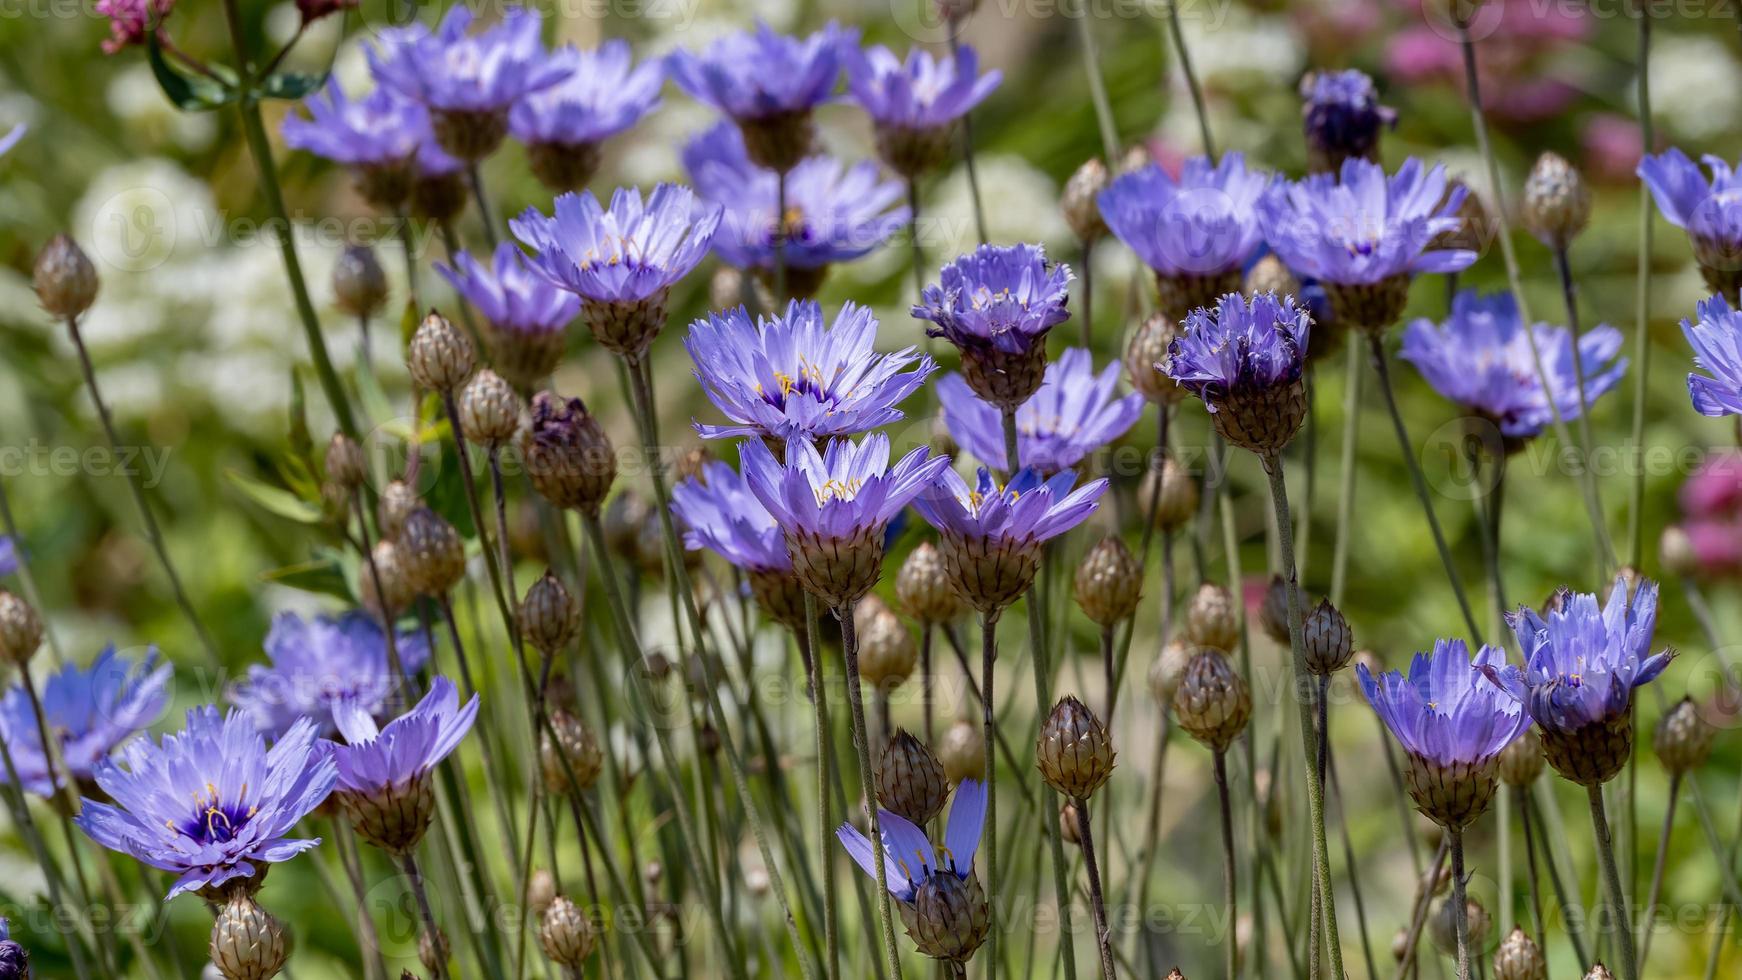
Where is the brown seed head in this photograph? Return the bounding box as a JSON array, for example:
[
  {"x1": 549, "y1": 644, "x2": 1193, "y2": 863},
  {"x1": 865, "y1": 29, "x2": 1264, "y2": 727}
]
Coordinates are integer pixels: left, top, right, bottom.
[
  {"x1": 1073, "y1": 537, "x2": 1142, "y2": 626},
  {"x1": 937, "y1": 720, "x2": 984, "y2": 784},
  {"x1": 1138, "y1": 458, "x2": 1198, "y2": 531},
  {"x1": 1184, "y1": 582, "x2": 1239, "y2": 651},
  {"x1": 519, "y1": 570, "x2": 581, "y2": 655},
  {"x1": 1061, "y1": 158, "x2": 1111, "y2": 243},
  {"x1": 1035, "y1": 696, "x2": 1116, "y2": 800},
  {"x1": 1654, "y1": 696, "x2": 1716, "y2": 775},
  {"x1": 539, "y1": 895, "x2": 598, "y2": 968},
  {"x1": 896, "y1": 542, "x2": 965, "y2": 625},
  {"x1": 406, "y1": 312, "x2": 476, "y2": 393},
  {"x1": 1521, "y1": 151, "x2": 1591, "y2": 250},
  {"x1": 209, "y1": 893, "x2": 291, "y2": 980},
  {"x1": 1173, "y1": 649, "x2": 1252, "y2": 752},
  {"x1": 399, "y1": 506, "x2": 466, "y2": 596},
  {"x1": 34, "y1": 234, "x2": 99, "y2": 319},
  {"x1": 458, "y1": 369, "x2": 523, "y2": 448},
  {"x1": 541, "y1": 709, "x2": 604, "y2": 795},
  {"x1": 0, "y1": 591, "x2": 44, "y2": 666},
  {"x1": 876, "y1": 730, "x2": 950, "y2": 826}
]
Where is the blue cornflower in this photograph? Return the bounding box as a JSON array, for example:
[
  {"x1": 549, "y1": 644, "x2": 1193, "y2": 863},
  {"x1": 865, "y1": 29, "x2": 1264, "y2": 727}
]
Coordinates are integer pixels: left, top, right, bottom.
[
  {"x1": 684, "y1": 300, "x2": 935, "y2": 447},
  {"x1": 913, "y1": 466, "x2": 1108, "y2": 613},
  {"x1": 683, "y1": 122, "x2": 908, "y2": 297},
  {"x1": 1261, "y1": 158, "x2": 1473, "y2": 329},
  {"x1": 837, "y1": 778, "x2": 990, "y2": 963},
  {"x1": 77, "y1": 707, "x2": 337, "y2": 900},
  {"x1": 1358, "y1": 640, "x2": 1530, "y2": 827},
  {"x1": 1299, "y1": 69, "x2": 1396, "y2": 173},
  {"x1": 0, "y1": 916, "x2": 25, "y2": 979},
  {"x1": 511, "y1": 184, "x2": 721, "y2": 360},
  {"x1": 0, "y1": 124, "x2": 22, "y2": 158},
  {"x1": 0, "y1": 536, "x2": 15, "y2": 578},
  {"x1": 914, "y1": 243, "x2": 1075, "y2": 411},
  {"x1": 668, "y1": 21, "x2": 855, "y2": 171},
  {"x1": 369, "y1": 6, "x2": 571, "y2": 160},
  {"x1": 281, "y1": 80, "x2": 457, "y2": 207},
  {"x1": 229, "y1": 611, "x2": 430, "y2": 741},
  {"x1": 938, "y1": 347, "x2": 1142, "y2": 474},
  {"x1": 1639, "y1": 148, "x2": 1742, "y2": 297},
  {"x1": 846, "y1": 43, "x2": 1000, "y2": 177},
  {"x1": 1400, "y1": 289, "x2": 1627, "y2": 440},
  {"x1": 1097, "y1": 154, "x2": 1272, "y2": 315},
  {"x1": 510, "y1": 38, "x2": 663, "y2": 190},
  {"x1": 0, "y1": 646, "x2": 170, "y2": 799},
  {"x1": 741, "y1": 433, "x2": 948, "y2": 608},
  {"x1": 1487, "y1": 577, "x2": 1672, "y2": 786},
  {"x1": 329, "y1": 677, "x2": 478, "y2": 854},
  {"x1": 1680, "y1": 293, "x2": 1742, "y2": 417},
  {"x1": 437, "y1": 243, "x2": 580, "y2": 387},
  {"x1": 1165, "y1": 292, "x2": 1312, "y2": 456}
]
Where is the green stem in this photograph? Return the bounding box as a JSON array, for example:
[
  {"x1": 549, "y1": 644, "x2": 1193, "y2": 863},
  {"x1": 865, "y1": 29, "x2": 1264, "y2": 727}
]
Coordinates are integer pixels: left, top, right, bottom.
[
  {"x1": 804, "y1": 603, "x2": 840, "y2": 980},
  {"x1": 1329, "y1": 342, "x2": 1362, "y2": 606},
  {"x1": 840, "y1": 605, "x2": 906, "y2": 979},
  {"x1": 468, "y1": 163, "x2": 500, "y2": 250},
  {"x1": 1074, "y1": 797, "x2": 1118, "y2": 980},
  {"x1": 981, "y1": 609, "x2": 1001, "y2": 979},
  {"x1": 1164, "y1": 0, "x2": 1215, "y2": 158},
  {"x1": 1215, "y1": 751, "x2": 1237, "y2": 980},
  {"x1": 1451, "y1": 828, "x2": 1471, "y2": 980},
  {"x1": 1070, "y1": 0, "x2": 1120, "y2": 163},
  {"x1": 1626, "y1": 11, "x2": 1654, "y2": 568},
  {"x1": 1589, "y1": 784, "x2": 1639, "y2": 980},
  {"x1": 1262, "y1": 454, "x2": 1347, "y2": 980},
  {"x1": 1328, "y1": 750, "x2": 1378, "y2": 980},
  {"x1": 401, "y1": 852, "x2": 451, "y2": 980},
  {"x1": 1637, "y1": 771, "x2": 1679, "y2": 970},
  {"x1": 1388, "y1": 838, "x2": 1449, "y2": 980},
  {"x1": 1553, "y1": 244, "x2": 1614, "y2": 579},
  {"x1": 1525, "y1": 786, "x2": 1589, "y2": 966}
]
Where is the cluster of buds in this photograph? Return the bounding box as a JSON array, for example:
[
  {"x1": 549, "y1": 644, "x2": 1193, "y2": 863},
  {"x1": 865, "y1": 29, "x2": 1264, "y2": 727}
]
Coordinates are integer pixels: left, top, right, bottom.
[
  {"x1": 1073, "y1": 537, "x2": 1142, "y2": 628},
  {"x1": 1172, "y1": 649, "x2": 1252, "y2": 753},
  {"x1": 876, "y1": 730, "x2": 950, "y2": 825},
  {"x1": 209, "y1": 892, "x2": 291, "y2": 980},
  {"x1": 1035, "y1": 696, "x2": 1116, "y2": 801}
]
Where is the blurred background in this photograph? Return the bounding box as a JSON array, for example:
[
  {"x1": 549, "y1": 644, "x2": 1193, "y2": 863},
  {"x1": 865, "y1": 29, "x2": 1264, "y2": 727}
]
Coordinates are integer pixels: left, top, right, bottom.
[{"x1": 1, "y1": 0, "x2": 1740, "y2": 976}]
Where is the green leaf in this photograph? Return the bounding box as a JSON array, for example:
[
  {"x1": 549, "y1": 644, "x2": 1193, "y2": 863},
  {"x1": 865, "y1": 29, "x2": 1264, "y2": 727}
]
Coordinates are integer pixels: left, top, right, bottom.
[
  {"x1": 259, "y1": 72, "x2": 326, "y2": 102},
  {"x1": 146, "y1": 34, "x2": 236, "y2": 112},
  {"x1": 261, "y1": 555, "x2": 354, "y2": 602},
  {"x1": 226, "y1": 469, "x2": 324, "y2": 525}
]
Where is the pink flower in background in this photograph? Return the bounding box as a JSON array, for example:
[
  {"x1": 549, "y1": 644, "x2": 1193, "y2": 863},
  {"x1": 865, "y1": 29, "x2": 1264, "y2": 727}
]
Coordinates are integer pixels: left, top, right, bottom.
[
  {"x1": 1386, "y1": 0, "x2": 1588, "y2": 121},
  {"x1": 95, "y1": 0, "x2": 173, "y2": 54},
  {"x1": 1582, "y1": 113, "x2": 1646, "y2": 185},
  {"x1": 1677, "y1": 452, "x2": 1742, "y2": 578}
]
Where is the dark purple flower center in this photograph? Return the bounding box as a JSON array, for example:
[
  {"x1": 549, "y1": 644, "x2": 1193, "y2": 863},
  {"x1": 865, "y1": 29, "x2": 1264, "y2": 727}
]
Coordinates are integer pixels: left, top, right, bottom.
[{"x1": 178, "y1": 783, "x2": 256, "y2": 845}]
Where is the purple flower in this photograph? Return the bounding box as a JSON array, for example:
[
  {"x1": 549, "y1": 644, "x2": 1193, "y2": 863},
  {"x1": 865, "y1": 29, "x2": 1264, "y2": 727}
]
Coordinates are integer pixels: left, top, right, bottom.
[
  {"x1": 1166, "y1": 292, "x2": 1312, "y2": 408},
  {"x1": 0, "y1": 536, "x2": 16, "y2": 578},
  {"x1": 438, "y1": 243, "x2": 580, "y2": 338},
  {"x1": 668, "y1": 21, "x2": 853, "y2": 121},
  {"x1": 670, "y1": 458, "x2": 790, "y2": 573},
  {"x1": 913, "y1": 466, "x2": 1108, "y2": 550},
  {"x1": 329, "y1": 677, "x2": 478, "y2": 799},
  {"x1": 837, "y1": 777, "x2": 986, "y2": 902},
  {"x1": 1358, "y1": 640, "x2": 1530, "y2": 766},
  {"x1": 1300, "y1": 69, "x2": 1396, "y2": 169},
  {"x1": 0, "y1": 124, "x2": 22, "y2": 158},
  {"x1": 1400, "y1": 289, "x2": 1627, "y2": 438},
  {"x1": 0, "y1": 916, "x2": 26, "y2": 979},
  {"x1": 684, "y1": 300, "x2": 935, "y2": 445},
  {"x1": 682, "y1": 122, "x2": 908, "y2": 276},
  {"x1": 1261, "y1": 157, "x2": 1474, "y2": 285},
  {"x1": 282, "y1": 80, "x2": 433, "y2": 168},
  {"x1": 511, "y1": 185, "x2": 721, "y2": 305},
  {"x1": 229, "y1": 612, "x2": 430, "y2": 740},
  {"x1": 1638, "y1": 148, "x2": 1742, "y2": 280},
  {"x1": 1097, "y1": 154, "x2": 1273, "y2": 277},
  {"x1": 368, "y1": 6, "x2": 570, "y2": 115},
  {"x1": 938, "y1": 348, "x2": 1143, "y2": 473},
  {"x1": 741, "y1": 433, "x2": 948, "y2": 544},
  {"x1": 1681, "y1": 293, "x2": 1742, "y2": 417},
  {"x1": 913, "y1": 243, "x2": 1074, "y2": 355},
  {"x1": 76, "y1": 707, "x2": 337, "y2": 900},
  {"x1": 509, "y1": 38, "x2": 662, "y2": 147},
  {"x1": 0, "y1": 646, "x2": 170, "y2": 799},
  {"x1": 845, "y1": 43, "x2": 1000, "y2": 130},
  {"x1": 1493, "y1": 577, "x2": 1672, "y2": 736}
]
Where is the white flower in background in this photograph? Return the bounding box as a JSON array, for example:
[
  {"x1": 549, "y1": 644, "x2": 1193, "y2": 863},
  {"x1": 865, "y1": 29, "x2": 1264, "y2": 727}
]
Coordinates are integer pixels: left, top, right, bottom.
[
  {"x1": 106, "y1": 65, "x2": 215, "y2": 152},
  {"x1": 1180, "y1": 10, "x2": 1301, "y2": 91},
  {"x1": 73, "y1": 158, "x2": 218, "y2": 290},
  {"x1": 1647, "y1": 35, "x2": 1742, "y2": 140},
  {"x1": 92, "y1": 362, "x2": 167, "y2": 421}
]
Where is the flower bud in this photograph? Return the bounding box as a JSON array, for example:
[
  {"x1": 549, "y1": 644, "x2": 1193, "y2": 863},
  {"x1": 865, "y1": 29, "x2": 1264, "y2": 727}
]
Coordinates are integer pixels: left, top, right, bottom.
[
  {"x1": 898, "y1": 870, "x2": 991, "y2": 963},
  {"x1": 1390, "y1": 926, "x2": 1410, "y2": 963},
  {"x1": 458, "y1": 369, "x2": 523, "y2": 448},
  {"x1": 1302, "y1": 598, "x2": 1353, "y2": 675},
  {"x1": 325, "y1": 433, "x2": 366, "y2": 489},
  {"x1": 1244, "y1": 255, "x2": 1300, "y2": 300},
  {"x1": 1148, "y1": 639, "x2": 1193, "y2": 705},
  {"x1": 1036, "y1": 696, "x2": 1116, "y2": 800},
  {"x1": 1654, "y1": 696, "x2": 1716, "y2": 775},
  {"x1": 897, "y1": 542, "x2": 964, "y2": 625},
  {"x1": 33, "y1": 234, "x2": 98, "y2": 320},
  {"x1": 360, "y1": 540, "x2": 414, "y2": 620},
  {"x1": 1521, "y1": 151, "x2": 1591, "y2": 250},
  {"x1": 1061, "y1": 158, "x2": 1110, "y2": 243},
  {"x1": 1058, "y1": 801, "x2": 1082, "y2": 846},
  {"x1": 1166, "y1": 971, "x2": 1187, "y2": 980},
  {"x1": 1257, "y1": 575, "x2": 1295, "y2": 645},
  {"x1": 1073, "y1": 536, "x2": 1142, "y2": 627},
  {"x1": 522, "y1": 393, "x2": 617, "y2": 515},
  {"x1": 407, "y1": 312, "x2": 476, "y2": 393},
  {"x1": 855, "y1": 598, "x2": 918, "y2": 691},
  {"x1": 1125, "y1": 312, "x2": 1187, "y2": 405},
  {"x1": 520, "y1": 571, "x2": 581, "y2": 655},
  {"x1": 400, "y1": 506, "x2": 466, "y2": 597},
  {"x1": 937, "y1": 720, "x2": 984, "y2": 783},
  {"x1": 1659, "y1": 525, "x2": 1697, "y2": 579},
  {"x1": 539, "y1": 895, "x2": 598, "y2": 969},
  {"x1": 1184, "y1": 583, "x2": 1239, "y2": 652},
  {"x1": 528, "y1": 869, "x2": 558, "y2": 917},
  {"x1": 0, "y1": 591, "x2": 44, "y2": 666},
  {"x1": 1498, "y1": 728, "x2": 1544, "y2": 787},
  {"x1": 1137, "y1": 459, "x2": 1198, "y2": 532},
  {"x1": 542, "y1": 710, "x2": 604, "y2": 795},
  {"x1": 1428, "y1": 894, "x2": 1490, "y2": 960},
  {"x1": 1173, "y1": 649, "x2": 1252, "y2": 752},
  {"x1": 209, "y1": 893, "x2": 291, "y2": 980},
  {"x1": 1493, "y1": 926, "x2": 1546, "y2": 980},
  {"x1": 332, "y1": 243, "x2": 388, "y2": 320},
  {"x1": 747, "y1": 568, "x2": 809, "y2": 634},
  {"x1": 378, "y1": 480, "x2": 418, "y2": 542},
  {"x1": 418, "y1": 929, "x2": 449, "y2": 974},
  {"x1": 876, "y1": 730, "x2": 950, "y2": 826}
]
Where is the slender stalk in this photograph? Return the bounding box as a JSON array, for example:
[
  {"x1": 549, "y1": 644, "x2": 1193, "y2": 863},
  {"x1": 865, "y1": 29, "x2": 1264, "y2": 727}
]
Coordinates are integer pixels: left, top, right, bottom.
[
  {"x1": 1525, "y1": 787, "x2": 1589, "y2": 966},
  {"x1": 944, "y1": 30, "x2": 989, "y2": 245},
  {"x1": 1261, "y1": 453, "x2": 1347, "y2": 980},
  {"x1": 1589, "y1": 784, "x2": 1639, "y2": 980},
  {"x1": 349, "y1": 490, "x2": 405, "y2": 682},
  {"x1": 1164, "y1": 0, "x2": 1215, "y2": 158},
  {"x1": 1552, "y1": 245, "x2": 1613, "y2": 579},
  {"x1": 1450, "y1": 829, "x2": 1472, "y2": 980},
  {"x1": 19, "y1": 670, "x2": 110, "y2": 970},
  {"x1": 1329, "y1": 342, "x2": 1363, "y2": 606},
  {"x1": 775, "y1": 169, "x2": 790, "y2": 302},
  {"x1": 333, "y1": 822, "x2": 390, "y2": 980},
  {"x1": 64, "y1": 314, "x2": 218, "y2": 669},
  {"x1": 907, "y1": 179, "x2": 927, "y2": 300},
  {"x1": 1132, "y1": 711, "x2": 1170, "y2": 971},
  {"x1": 1214, "y1": 751, "x2": 1238, "y2": 980},
  {"x1": 434, "y1": 595, "x2": 522, "y2": 874},
  {"x1": 980, "y1": 609, "x2": 1002, "y2": 979},
  {"x1": 1328, "y1": 750, "x2": 1378, "y2": 980},
  {"x1": 1099, "y1": 624, "x2": 1116, "y2": 725},
  {"x1": 1079, "y1": 238, "x2": 1095, "y2": 350},
  {"x1": 1515, "y1": 786, "x2": 1548, "y2": 956},
  {"x1": 921, "y1": 623, "x2": 935, "y2": 746},
  {"x1": 0, "y1": 479, "x2": 60, "y2": 663},
  {"x1": 467, "y1": 163, "x2": 500, "y2": 250},
  {"x1": 396, "y1": 208, "x2": 421, "y2": 303},
  {"x1": 840, "y1": 605, "x2": 906, "y2": 978},
  {"x1": 1070, "y1": 0, "x2": 1120, "y2": 163},
  {"x1": 1637, "y1": 771, "x2": 1680, "y2": 970},
  {"x1": 1075, "y1": 798, "x2": 1118, "y2": 980},
  {"x1": 402, "y1": 853, "x2": 451, "y2": 980},
  {"x1": 804, "y1": 602, "x2": 840, "y2": 980},
  {"x1": 1390, "y1": 838, "x2": 1450, "y2": 980},
  {"x1": 1365, "y1": 334, "x2": 1482, "y2": 642},
  {"x1": 0, "y1": 697, "x2": 95, "y2": 978},
  {"x1": 1626, "y1": 10, "x2": 1654, "y2": 567}
]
